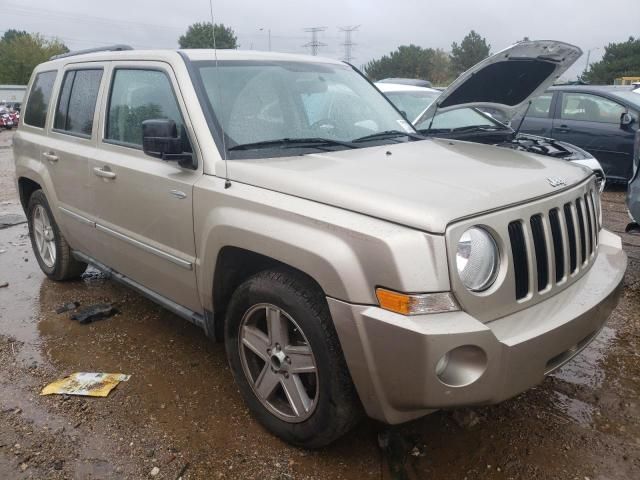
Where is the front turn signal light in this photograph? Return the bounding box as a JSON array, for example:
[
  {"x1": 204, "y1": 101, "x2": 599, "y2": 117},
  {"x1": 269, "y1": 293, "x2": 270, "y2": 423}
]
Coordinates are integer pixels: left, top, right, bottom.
[{"x1": 375, "y1": 288, "x2": 460, "y2": 316}]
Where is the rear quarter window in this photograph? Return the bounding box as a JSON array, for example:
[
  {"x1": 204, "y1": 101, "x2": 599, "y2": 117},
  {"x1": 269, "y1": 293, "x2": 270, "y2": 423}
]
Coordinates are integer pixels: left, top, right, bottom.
[
  {"x1": 23, "y1": 71, "x2": 57, "y2": 128},
  {"x1": 527, "y1": 93, "x2": 553, "y2": 118}
]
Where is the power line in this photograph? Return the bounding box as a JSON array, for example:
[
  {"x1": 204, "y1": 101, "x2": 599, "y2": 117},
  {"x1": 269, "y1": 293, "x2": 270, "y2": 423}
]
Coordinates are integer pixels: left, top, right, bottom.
[
  {"x1": 1, "y1": 5, "x2": 185, "y2": 33},
  {"x1": 303, "y1": 27, "x2": 327, "y2": 56},
  {"x1": 0, "y1": 29, "x2": 160, "y2": 50},
  {"x1": 338, "y1": 25, "x2": 360, "y2": 63}
]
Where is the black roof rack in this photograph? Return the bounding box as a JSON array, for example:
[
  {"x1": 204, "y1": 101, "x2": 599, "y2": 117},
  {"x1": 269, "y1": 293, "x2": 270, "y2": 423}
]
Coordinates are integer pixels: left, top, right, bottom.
[{"x1": 50, "y1": 44, "x2": 133, "y2": 61}]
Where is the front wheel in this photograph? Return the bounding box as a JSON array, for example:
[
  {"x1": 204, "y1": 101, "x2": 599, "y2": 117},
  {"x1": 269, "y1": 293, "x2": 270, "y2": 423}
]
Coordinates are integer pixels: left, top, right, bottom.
[{"x1": 225, "y1": 269, "x2": 361, "y2": 448}]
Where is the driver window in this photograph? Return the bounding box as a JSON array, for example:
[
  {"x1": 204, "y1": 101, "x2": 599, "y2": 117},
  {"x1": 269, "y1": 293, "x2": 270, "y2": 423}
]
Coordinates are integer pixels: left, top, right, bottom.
[{"x1": 106, "y1": 69, "x2": 188, "y2": 149}]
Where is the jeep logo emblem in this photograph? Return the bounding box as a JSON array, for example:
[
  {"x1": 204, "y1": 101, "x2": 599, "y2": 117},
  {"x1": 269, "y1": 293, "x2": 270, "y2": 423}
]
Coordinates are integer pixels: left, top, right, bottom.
[{"x1": 547, "y1": 177, "x2": 567, "y2": 188}]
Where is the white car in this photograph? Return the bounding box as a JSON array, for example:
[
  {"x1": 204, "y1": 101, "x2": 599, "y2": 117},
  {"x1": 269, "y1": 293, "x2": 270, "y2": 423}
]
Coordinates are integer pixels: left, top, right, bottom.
[
  {"x1": 376, "y1": 79, "x2": 606, "y2": 191},
  {"x1": 376, "y1": 83, "x2": 441, "y2": 124}
]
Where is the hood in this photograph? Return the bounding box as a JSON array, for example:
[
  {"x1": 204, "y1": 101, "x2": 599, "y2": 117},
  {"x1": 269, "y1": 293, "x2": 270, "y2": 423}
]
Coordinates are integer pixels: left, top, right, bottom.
[
  {"x1": 225, "y1": 139, "x2": 591, "y2": 233},
  {"x1": 416, "y1": 40, "x2": 582, "y2": 123}
]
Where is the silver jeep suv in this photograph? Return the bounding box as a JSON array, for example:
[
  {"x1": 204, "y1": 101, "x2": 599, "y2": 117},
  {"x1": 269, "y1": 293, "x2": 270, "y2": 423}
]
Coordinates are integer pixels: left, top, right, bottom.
[{"x1": 13, "y1": 41, "x2": 626, "y2": 447}]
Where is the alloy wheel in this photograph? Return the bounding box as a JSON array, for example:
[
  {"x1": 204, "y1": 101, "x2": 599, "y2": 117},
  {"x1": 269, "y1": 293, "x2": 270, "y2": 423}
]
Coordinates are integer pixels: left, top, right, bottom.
[
  {"x1": 32, "y1": 205, "x2": 56, "y2": 268},
  {"x1": 238, "y1": 303, "x2": 319, "y2": 423}
]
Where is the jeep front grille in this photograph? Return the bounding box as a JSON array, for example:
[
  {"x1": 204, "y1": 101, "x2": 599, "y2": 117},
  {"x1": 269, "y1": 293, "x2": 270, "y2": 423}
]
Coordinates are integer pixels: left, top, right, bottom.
[
  {"x1": 508, "y1": 188, "x2": 600, "y2": 300},
  {"x1": 447, "y1": 178, "x2": 600, "y2": 323}
]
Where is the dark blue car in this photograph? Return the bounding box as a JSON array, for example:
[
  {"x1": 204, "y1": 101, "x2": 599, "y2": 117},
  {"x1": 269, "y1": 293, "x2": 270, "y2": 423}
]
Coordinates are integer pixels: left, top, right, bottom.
[{"x1": 516, "y1": 85, "x2": 640, "y2": 183}]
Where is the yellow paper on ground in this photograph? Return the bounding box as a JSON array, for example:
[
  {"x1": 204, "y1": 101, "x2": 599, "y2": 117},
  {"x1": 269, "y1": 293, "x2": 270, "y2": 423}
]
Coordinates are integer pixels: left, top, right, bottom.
[{"x1": 40, "y1": 372, "x2": 131, "y2": 397}]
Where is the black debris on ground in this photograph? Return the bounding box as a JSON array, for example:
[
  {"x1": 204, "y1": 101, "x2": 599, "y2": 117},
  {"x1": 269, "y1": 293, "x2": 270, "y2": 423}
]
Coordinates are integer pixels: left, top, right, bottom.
[{"x1": 70, "y1": 303, "x2": 118, "y2": 324}]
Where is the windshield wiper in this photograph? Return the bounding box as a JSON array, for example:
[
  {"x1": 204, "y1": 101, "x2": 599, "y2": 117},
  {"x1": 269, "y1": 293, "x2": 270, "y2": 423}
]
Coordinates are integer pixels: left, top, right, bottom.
[
  {"x1": 352, "y1": 130, "x2": 424, "y2": 143},
  {"x1": 450, "y1": 125, "x2": 504, "y2": 133},
  {"x1": 419, "y1": 125, "x2": 504, "y2": 135},
  {"x1": 228, "y1": 137, "x2": 357, "y2": 152}
]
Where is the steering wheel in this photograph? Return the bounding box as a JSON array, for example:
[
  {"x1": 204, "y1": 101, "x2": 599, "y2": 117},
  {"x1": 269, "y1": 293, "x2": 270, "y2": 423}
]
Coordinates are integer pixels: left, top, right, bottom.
[{"x1": 310, "y1": 118, "x2": 338, "y2": 130}]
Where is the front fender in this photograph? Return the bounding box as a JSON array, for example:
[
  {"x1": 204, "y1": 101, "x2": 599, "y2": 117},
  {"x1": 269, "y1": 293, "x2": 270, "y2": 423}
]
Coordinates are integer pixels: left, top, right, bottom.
[{"x1": 193, "y1": 177, "x2": 450, "y2": 311}]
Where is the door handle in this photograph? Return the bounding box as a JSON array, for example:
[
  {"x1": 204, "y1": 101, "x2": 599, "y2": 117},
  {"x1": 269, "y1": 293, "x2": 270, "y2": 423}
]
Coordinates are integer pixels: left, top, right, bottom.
[
  {"x1": 42, "y1": 152, "x2": 58, "y2": 163},
  {"x1": 93, "y1": 166, "x2": 117, "y2": 179},
  {"x1": 556, "y1": 124, "x2": 571, "y2": 133}
]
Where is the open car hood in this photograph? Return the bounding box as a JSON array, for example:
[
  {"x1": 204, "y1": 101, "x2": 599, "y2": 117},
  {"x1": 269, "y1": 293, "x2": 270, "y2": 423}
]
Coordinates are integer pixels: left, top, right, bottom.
[{"x1": 416, "y1": 40, "x2": 582, "y2": 123}]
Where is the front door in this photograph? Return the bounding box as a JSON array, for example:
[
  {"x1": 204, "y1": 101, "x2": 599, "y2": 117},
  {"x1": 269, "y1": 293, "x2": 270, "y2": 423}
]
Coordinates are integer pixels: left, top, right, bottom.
[
  {"x1": 89, "y1": 62, "x2": 202, "y2": 313},
  {"x1": 551, "y1": 92, "x2": 636, "y2": 182}
]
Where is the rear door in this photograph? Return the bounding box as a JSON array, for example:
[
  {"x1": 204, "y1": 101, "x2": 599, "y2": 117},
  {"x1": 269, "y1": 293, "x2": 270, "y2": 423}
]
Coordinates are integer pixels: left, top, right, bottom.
[
  {"x1": 89, "y1": 61, "x2": 202, "y2": 313},
  {"x1": 37, "y1": 64, "x2": 106, "y2": 256},
  {"x1": 516, "y1": 92, "x2": 555, "y2": 136},
  {"x1": 551, "y1": 91, "x2": 635, "y2": 182}
]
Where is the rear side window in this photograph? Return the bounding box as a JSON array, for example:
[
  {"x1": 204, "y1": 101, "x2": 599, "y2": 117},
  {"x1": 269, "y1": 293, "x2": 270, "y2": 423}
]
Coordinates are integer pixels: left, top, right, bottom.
[
  {"x1": 24, "y1": 71, "x2": 57, "y2": 128},
  {"x1": 106, "y1": 69, "x2": 185, "y2": 148},
  {"x1": 54, "y1": 69, "x2": 103, "y2": 136}
]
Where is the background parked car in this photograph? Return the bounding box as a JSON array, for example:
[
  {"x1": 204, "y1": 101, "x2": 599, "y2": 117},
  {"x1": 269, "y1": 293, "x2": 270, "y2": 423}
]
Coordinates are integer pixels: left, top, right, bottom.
[
  {"x1": 514, "y1": 85, "x2": 640, "y2": 183},
  {"x1": 625, "y1": 127, "x2": 640, "y2": 229},
  {"x1": 0, "y1": 107, "x2": 15, "y2": 130},
  {"x1": 377, "y1": 77, "x2": 433, "y2": 88},
  {"x1": 375, "y1": 83, "x2": 441, "y2": 122},
  {"x1": 377, "y1": 82, "x2": 606, "y2": 191}
]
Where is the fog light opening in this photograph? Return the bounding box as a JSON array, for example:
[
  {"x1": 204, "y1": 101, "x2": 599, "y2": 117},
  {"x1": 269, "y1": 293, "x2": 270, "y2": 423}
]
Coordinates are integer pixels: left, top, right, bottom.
[{"x1": 435, "y1": 345, "x2": 487, "y2": 387}]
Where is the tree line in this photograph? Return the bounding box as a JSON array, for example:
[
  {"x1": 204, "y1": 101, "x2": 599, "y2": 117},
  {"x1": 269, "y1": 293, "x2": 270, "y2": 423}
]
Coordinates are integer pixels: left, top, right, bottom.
[
  {"x1": 0, "y1": 30, "x2": 67, "y2": 85},
  {"x1": 363, "y1": 30, "x2": 490, "y2": 85},
  {"x1": 1, "y1": 24, "x2": 638, "y2": 87}
]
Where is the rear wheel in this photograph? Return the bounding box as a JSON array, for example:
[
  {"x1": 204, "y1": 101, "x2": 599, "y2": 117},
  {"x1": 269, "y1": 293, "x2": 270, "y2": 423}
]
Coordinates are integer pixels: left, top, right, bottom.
[
  {"x1": 225, "y1": 269, "x2": 361, "y2": 448},
  {"x1": 27, "y1": 190, "x2": 87, "y2": 281}
]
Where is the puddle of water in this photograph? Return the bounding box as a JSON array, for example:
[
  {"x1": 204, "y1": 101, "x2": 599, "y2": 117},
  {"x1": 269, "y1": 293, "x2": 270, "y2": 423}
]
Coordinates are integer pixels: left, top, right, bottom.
[
  {"x1": 552, "y1": 391, "x2": 596, "y2": 427},
  {"x1": 551, "y1": 326, "x2": 617, "y2": 388},
  {"x1": 0, "y1": 224, "x2": 47, "y2": 366}
]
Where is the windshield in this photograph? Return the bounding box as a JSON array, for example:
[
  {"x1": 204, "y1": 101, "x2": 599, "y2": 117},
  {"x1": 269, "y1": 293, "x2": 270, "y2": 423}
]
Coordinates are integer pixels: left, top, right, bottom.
[
  {"x1": 191, "y1": 60, "x2": 417, "y2": 158},
  {"x1": 414, "y1": 107, "x2": 504, "y2": 131},
  {"x1": 384, "y1": 90, "x2": 440, "y2": 122},
  {"x1": 611, "y1": 91, "x2": 640, "y2": 109}
]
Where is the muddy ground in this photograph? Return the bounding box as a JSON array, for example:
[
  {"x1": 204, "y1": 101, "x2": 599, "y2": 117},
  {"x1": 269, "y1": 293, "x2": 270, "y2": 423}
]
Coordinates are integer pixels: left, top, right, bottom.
[{"x1": 1, "y1": 128, "x2": 639, "y2": 479}]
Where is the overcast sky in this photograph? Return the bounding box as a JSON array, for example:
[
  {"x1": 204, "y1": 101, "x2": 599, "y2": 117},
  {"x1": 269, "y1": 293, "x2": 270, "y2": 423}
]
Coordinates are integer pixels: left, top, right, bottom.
[{"x1": 1, "y1": 0, "x2": 637, "y2": 80}]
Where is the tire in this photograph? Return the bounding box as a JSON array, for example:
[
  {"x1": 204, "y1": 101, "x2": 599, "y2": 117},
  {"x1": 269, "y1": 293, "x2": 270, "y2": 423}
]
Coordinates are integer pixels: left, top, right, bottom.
[
  {"x1": 27, "y1": 190, "x2": 87, "y2": 281},
  {"x1": 225, "y1": 269, "x2": 361, "y2": 448}
]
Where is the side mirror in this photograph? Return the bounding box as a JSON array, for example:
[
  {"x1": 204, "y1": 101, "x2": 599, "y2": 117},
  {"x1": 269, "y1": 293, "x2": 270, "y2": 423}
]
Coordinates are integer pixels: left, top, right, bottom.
[
  {"x1": 142, "y1": 119, "x2": 194, "y2": 168},
  {"x1": 621, "y1": 112, "x2": 633, "y2": 127}
]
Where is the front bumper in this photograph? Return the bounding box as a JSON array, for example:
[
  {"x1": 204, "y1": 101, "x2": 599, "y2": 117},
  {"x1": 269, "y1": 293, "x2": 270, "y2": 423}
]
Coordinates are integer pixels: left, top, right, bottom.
[{"x1": 328, "y1": 229, "x2": 626, "y2": 424}]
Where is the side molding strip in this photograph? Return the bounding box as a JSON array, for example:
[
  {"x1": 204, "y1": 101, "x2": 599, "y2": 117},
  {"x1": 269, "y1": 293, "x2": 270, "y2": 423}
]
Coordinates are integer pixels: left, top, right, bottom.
[
  {"x1": 72, "y1": 251, "x2": 205, "y2": 329},
  {"x1": 59, "y1": 207, "x2": 96, "y2": 227},
  {"x1": 95, "y1": 224, "x2": 193, "y2": 270},
  {"x1": 58, "y1": 207, "x2": 193, "y2": 270}
]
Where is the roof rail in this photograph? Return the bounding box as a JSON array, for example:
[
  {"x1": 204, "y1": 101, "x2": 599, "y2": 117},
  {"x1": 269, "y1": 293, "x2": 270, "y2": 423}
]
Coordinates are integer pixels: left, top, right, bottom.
[{"x1": 50, "y1": 44, "x2": 133, "y2": 61}]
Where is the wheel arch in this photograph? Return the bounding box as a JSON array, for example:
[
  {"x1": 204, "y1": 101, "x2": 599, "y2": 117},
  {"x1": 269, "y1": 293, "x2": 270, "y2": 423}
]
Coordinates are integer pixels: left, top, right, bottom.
[
  {"x1": 211, "y1": 246, "x2": 328, "y2": 340},
  {"x1": 18, "y1": 176, "x2": 42, "y2": 211}
]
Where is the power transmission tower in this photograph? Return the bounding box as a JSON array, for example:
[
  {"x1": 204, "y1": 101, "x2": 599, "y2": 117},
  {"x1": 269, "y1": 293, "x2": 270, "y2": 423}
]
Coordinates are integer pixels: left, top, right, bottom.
[
  {"x1": 339, "y1": 25, "x2": 360, "y2": 63},
  {"x1": 303, "y1": 27, "x2": 327, "y2": 56}
]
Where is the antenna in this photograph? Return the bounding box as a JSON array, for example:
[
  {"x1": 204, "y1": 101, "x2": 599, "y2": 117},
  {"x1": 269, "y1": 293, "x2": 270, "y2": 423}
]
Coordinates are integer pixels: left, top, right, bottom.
[
  {"x1": 303, "y1": 27, "x2": 327, "y2": 56},
  {"x1": 208, "y1": 0, "x2": 231, "y2": 188},
  {"x1": 339, "y1": 25, "x2": 360, "y2": 63}
]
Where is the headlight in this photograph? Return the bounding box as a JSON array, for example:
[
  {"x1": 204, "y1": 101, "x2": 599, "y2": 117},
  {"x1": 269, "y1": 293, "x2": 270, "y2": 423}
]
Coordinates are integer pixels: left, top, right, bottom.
[{"x1": 456, "y1": 227, "x2": 499, "y2": 292}]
